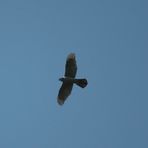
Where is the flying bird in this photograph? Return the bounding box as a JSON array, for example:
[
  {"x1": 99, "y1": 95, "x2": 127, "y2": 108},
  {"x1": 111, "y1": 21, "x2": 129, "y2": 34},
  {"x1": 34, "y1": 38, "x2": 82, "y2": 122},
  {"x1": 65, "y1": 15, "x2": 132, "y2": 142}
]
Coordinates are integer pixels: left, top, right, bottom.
[{"x1": 57, "y1": 53, "x2": 88, "y2": 105}]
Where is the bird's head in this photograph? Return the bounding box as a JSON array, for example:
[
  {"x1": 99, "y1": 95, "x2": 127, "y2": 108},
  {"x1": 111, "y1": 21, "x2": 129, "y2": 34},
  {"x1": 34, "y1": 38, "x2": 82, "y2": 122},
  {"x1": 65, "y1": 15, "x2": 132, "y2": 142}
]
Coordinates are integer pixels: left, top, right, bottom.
[{"x1": 59, "y1": 77, "x2": 65, "y2": 82}]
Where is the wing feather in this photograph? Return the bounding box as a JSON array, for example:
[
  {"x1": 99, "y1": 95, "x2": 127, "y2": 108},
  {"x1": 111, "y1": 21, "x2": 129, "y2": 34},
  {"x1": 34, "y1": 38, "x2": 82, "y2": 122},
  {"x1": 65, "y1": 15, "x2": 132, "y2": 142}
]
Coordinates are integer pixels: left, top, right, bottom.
[
  {"x1": 57, "y1": 82, "x2": 73, "y2": 105},
  {"x1": 64, "y1": 53, "x2": 77, "y2": 78}
]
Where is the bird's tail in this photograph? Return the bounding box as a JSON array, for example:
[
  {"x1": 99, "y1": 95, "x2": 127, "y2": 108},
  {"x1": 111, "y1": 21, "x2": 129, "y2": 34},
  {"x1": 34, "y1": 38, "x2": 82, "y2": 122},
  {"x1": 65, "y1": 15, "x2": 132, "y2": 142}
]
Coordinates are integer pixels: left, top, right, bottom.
[{"x1": 74, "y1": 79, "x2": 88, "y2": 88}]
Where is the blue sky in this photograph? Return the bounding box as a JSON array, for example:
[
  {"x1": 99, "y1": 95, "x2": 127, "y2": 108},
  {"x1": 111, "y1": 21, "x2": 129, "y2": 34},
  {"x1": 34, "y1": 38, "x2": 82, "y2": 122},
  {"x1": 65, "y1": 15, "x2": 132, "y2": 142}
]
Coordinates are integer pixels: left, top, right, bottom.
[{"x1": 0, "y1": 0, "x2": 148, "y2": 147}]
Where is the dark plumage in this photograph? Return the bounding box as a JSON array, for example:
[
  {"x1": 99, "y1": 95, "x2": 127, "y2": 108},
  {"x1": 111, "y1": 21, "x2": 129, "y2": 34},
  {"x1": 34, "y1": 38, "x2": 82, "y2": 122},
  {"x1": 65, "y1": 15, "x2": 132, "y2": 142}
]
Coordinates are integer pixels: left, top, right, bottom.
[{"x1": 57, "y1": 53, "x2": 88, "y2": 105}]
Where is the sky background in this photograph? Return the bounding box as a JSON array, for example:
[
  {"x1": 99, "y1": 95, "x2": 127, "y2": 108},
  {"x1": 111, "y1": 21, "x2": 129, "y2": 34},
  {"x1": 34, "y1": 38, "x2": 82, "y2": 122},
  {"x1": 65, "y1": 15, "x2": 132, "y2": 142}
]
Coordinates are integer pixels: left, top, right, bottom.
[{"x1": 0, "y1": 0, "x2": 148, "y2": 148}]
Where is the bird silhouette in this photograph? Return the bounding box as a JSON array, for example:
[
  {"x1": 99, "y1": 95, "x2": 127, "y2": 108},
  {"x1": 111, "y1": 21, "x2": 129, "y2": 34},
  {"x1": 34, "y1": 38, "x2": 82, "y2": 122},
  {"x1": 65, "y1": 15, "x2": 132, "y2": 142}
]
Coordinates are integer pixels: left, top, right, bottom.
[{"x1": 57, "y1": 53, "x2": 88, "y2": 105}]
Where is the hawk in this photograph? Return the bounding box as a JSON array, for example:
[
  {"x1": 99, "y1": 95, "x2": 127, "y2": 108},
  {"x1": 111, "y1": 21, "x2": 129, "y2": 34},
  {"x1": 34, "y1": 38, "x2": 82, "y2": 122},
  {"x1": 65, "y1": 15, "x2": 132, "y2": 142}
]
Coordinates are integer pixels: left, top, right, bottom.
[{"x1": 57, "y1": 53, "x2": 88, "y2": 105}]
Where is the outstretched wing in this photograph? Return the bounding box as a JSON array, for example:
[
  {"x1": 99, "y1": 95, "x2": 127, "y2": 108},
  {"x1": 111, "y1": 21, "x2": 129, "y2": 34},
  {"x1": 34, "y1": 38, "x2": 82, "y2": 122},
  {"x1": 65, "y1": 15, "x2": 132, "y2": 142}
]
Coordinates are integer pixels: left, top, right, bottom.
[
  {"x1": 57, "y1": 82, "x2": 73, "y2": 105},
  {"x1": 65, "y1": 53, "x2": 77, "y2": 78}
]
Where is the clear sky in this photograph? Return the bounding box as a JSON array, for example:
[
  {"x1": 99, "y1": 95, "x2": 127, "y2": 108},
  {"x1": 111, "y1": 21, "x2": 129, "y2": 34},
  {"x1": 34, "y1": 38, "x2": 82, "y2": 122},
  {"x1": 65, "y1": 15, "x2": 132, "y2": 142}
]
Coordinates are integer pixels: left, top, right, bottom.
[{"x1": 0, "y1": 0, "x2": 147, "y2": 147}]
